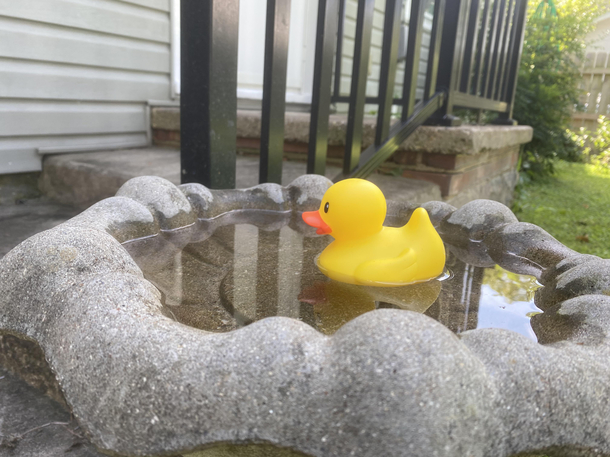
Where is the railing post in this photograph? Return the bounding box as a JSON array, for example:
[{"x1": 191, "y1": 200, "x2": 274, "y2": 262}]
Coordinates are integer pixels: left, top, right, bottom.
[
  {"x1": 482, "y1": 0, "x2": 504, "y2": 98},
  {"x1": 180, "y1": 0, "x2": 238, "y2": 189},
  {"x1": 427, "y1": 0, "x2": 470, "y2": 126},
  {"x1": 401, "y1": 0, "x2": 428, "y2": 121},
  {"x1": 376, "y1": 0, "x2": 404, "y2": 145},
  {"x1": 495, "y1": 0, "x2": 516, "y2": 101},
  {"x1": 332, "y1": 0, "x2": 347, "y2": 99},
  {"x1": 494, "y1": 0, "x2": 528, "y2": 125},
  {"x1": 260, "y1": 0, "x2": 292, "y2": 184},
  {"x1": 307, "y1": 0, "x2": 340, "y2": 176},
  {"x1": 473, "y1": 0, "x2": 492, "y2": 97},
  {"x1": 424, "y1": 0, "x2": 446, "y2": 100},
  {"x1": 458, "y1": 0, "x2": 481, "y2": 95},
  {"x1": 342, "y1": 0, "x2": 375, "y2": 175}
]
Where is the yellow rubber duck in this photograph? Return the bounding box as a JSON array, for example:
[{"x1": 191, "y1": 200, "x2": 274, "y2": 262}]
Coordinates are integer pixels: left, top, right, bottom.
[{"x1": 302, "y1": 178, "x2": 445, "y2": 287}]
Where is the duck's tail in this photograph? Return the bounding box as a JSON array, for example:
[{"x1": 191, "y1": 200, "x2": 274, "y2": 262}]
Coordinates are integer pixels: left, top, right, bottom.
[
  {"x1": 404, "y1": 207, "x2": 446, "y2": 275},
  {"x1": 403, "y1": 207, "x2": 435, "y2": 237}
]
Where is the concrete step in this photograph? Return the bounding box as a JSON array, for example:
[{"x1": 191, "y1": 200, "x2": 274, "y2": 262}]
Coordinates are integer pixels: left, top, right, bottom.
[{"x1": 39, "y1": 147, "x2": 442, "y2": 209}]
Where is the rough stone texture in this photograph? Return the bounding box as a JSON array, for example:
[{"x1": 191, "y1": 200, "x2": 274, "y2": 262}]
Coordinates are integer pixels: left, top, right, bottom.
[
  {"x1": 532, "y1": 295, "x2": 610, "y2": 346},
  {"x1": 0, "y1": 367, "x2": 106, "y2": 457},
  {"x1": 152, "y1": 107, "x2": 533, "y2": 154},
  {"x1": 286, "y1": 174, "x2": 334, "y2": 211},
  {"x1": 40, "y1": 149, "x2": 441, "y2": 210},
  {"x1": 444, "y1": 167, "x2": 519, "y2": 208},
  {"x1": 2, "y1": 176, "x2": 610, "y2": 457},
  {"x1": 420, "y1": 201, "x2": 456, "y2": 228},
  {"x1": 397, "y1": 147, "x2": 519, "y2": 203},
  {"x1": 150, "y1": 108, "x2": 530, "y2": 208},
  {"x1": 441, "y1": 199, "x2": 518, "y2": 243},
  {"x1": 460, "y1": 328, "x2": 610, "y2": 456},
  {"x1": 39, "y1": 148, "x2": 181, "y2": 208},
  {"x1": 485, "y1": 222, "x2": 580, "y2": 280},
  {"x1": 0, "y1": 334, "x2": 67, "y2": 407},
  {"x1": 539, "y1": 254, "x2": 602, "y2": 286},
  {"x1": 62, "y1": 196, "x2": 159, "y2": 243},
  {"x1": 535, "y1": 258, "x2": 610, "y2": 309},
  {"x1": 116, "y1": 176, "x2": 196, "y2": 230},
  {"x1": 401, "y1": 125, "x2": 533, "y2": 155},
  {"x1": 439, "y1": 199, "x2": 519, "y2": 267}
]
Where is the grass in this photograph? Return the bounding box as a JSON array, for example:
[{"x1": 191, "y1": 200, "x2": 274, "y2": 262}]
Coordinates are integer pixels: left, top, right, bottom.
[{"x1": 512, "y1": 161, "x2": 610, "y2": 259}]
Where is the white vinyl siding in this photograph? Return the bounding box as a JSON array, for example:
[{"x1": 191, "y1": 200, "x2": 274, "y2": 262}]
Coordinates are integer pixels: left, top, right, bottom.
[
  {"x1": 338, "y1": 0, "x2": 433, "y2": 113},
  {"x1": 0, "y1": 0, "x2": 172, "y2": 174},
  {"x1": 235, "y1": 0, "x2": 319, "y2": 105},
  {"x1": 230, "y1": 0, "x2": 431, "y2": 109}
]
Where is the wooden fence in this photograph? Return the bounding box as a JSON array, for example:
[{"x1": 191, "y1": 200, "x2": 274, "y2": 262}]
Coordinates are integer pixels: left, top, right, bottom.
[{"x1": 572, "y1": 51, "x2": 610, "y2": 132}]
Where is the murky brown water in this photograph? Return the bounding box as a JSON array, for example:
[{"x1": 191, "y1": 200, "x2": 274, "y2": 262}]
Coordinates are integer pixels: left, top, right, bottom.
[{"x1": 123, "y1": 210, "x2": 541, "y2": 339}]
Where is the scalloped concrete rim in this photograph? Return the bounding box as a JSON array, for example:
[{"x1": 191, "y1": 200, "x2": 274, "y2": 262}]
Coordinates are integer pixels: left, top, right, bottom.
[{"x1": 0, "y1": 175, "x2": 610, "y2": 457}]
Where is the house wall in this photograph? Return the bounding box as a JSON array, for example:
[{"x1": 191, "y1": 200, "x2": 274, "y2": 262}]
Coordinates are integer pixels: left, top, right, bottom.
[
  {"x1": 337, "y1": 0, "x2": 432, "y2": 114},
  {"x1": 589, "y1": 15, "x2": 610, "y2": 52},
  {"x1": 572, "y1": 14, "x2": 610, "y2": 131},
  {"x1": 0, "y1": 0, "x2": 172, "y2": 174},
  {"x1": 176, "y1": 0, "x2": 432, "y2": 112},
  {"x1": 235, "y1": 0, "x2": 319, "y2": 106},
  {"x1": 1, "y1": 0, "x2": 433, "y2": 175}
]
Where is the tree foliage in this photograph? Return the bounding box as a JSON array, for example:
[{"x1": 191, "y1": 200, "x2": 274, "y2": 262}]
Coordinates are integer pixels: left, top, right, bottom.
[
  {"x1": 514, "y1": 0, "x2": 608, "y2": 178},
  {"x1": 570, "y1": 116, "x2": 610, "y2": 173}
]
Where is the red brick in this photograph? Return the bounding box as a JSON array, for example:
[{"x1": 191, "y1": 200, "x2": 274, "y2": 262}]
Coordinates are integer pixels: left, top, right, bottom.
[
  {"x1": 402, "y1": 149, "x2": 519, "y2": 196},
  {"x1": 421, "y1": 153, "x2": 457, "y2": 170},
  {"x1": 392, "y1": 150, "x2": 417, "y2": 165}
]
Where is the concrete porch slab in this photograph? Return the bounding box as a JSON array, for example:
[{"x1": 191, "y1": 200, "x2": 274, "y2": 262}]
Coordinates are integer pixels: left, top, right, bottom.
[
  {"x1": 0, "y1": 199, "x2": 80, "y2": 258},
  {"x1": 39, "y1": 147, "x2": 442, "y2": 209}
]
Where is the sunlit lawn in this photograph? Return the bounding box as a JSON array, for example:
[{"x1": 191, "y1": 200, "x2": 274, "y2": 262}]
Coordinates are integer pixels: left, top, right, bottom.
[{"x1": 513, "y1": 161, "x2": 610, "y2": 259}]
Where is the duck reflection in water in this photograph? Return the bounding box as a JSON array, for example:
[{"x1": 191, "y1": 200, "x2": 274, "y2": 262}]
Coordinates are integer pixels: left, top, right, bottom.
[{"x1": 298, "y1": 279, "x2": 442, "y2": 335}]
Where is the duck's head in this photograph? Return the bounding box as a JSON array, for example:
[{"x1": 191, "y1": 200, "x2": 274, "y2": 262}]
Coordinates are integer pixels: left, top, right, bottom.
[{"x1": 302, "y1": 178, "x2": 386, "y2": 240}]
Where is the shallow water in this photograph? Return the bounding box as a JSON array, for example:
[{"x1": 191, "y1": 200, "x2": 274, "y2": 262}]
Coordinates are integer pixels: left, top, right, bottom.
[{"x1": 123, "y1": 211, "x2": 541, "y2": 339}]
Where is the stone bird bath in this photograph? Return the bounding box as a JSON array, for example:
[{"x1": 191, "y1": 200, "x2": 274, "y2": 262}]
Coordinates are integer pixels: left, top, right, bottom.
[{"x1": 1, "y1": 175, "x2": 610, "y2": 457}]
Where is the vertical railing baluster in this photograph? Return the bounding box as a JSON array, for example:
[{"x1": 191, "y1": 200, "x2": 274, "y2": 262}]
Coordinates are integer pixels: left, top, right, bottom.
[
  {"x1": 500, "y1": 0, "x2": 520, "y2": 101},
  {"x1": 494, "y1": 0, "x2": 515, "y2": 100},
  {"x1": 459, "y1": 0, "x2": 481, "y2": 94},
  {"x1": 473, "y1": 0, "x2": 491, "y2": 96},
  {"x1": 424, "y1": 0, "x2": 446, "y2": 100},
  {"x1": 308, "y1": 0, "x2": 340, "y2": 175},
  {"x1": 180, "y1": 0, "x2": 238, "y2": 188},
  {"x1": 343, "y1": 0, "x2": 375, "y2": 175},
  {"x1": 494, "y1": 0, "x2": 527, "y2": 124},
  {"x1": 401, "y1": 0, "x2": 428, "y2": 121},
  {"x1": 333, "y1": 0, "x2": 347, "y2": 99},
  {"x1": 486, "y1": 0, "x2": 508, "y2": 98},
  {"x1": 429, "y1": 0, "x2": 468, "y2": 124},
  {"x1": 376, "y1": 0, "x2": 403, "y2": 145},
  {"x1": 481, "y1": 0, "x2": 501, "y2": 98},
  {"x1": 260, "y1": 0, "x2": 292, "y2": 184}
]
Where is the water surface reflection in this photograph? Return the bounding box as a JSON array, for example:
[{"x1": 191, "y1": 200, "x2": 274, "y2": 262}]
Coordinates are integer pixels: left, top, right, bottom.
[{"x1": 123, "y1": 212, "x2": 541, "y2": 339}]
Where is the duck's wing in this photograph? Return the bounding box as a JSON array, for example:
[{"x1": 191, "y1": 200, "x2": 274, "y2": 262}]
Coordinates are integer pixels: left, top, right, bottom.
[{"x1": 353, "y1": 246, "x2": 416, "y2": 285}]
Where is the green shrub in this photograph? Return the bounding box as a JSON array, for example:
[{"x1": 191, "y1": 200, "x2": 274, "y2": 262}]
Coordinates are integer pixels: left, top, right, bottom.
[
  {"x1": 514, "y1": 0, "x2": 608, "y2": 178},
  {"x1": 570, "y1": 116, "x2": 610, "y2": 173}
]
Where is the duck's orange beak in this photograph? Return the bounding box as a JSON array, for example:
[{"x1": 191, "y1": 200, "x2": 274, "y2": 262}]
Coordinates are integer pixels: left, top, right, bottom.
[{"x1": 302, "y1": 211, "x2": 332, "y2": 235}]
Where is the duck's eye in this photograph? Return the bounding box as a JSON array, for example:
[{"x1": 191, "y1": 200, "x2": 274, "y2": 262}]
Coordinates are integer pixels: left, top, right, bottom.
[{"x1": 324, "y1": 202, "x2": 329, "y2": 213}]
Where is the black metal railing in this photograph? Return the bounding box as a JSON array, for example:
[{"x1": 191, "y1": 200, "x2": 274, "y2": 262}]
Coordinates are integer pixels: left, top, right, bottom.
[{"x1": 181, "y1": 0, "x2": 528, "y2": 188}]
